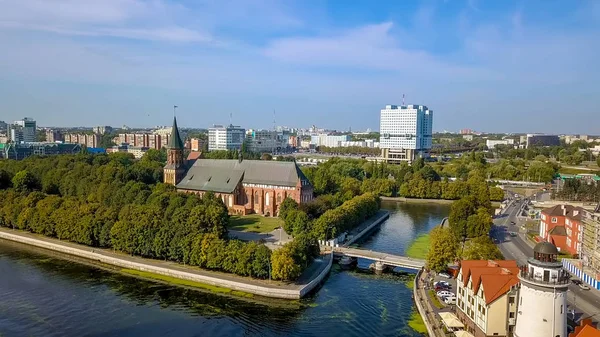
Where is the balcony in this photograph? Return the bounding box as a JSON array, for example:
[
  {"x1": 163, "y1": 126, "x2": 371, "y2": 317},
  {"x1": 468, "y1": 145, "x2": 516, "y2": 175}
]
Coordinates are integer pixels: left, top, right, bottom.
[{"x1": 519, "y1": 267, "x2": 570, "y2": 287}]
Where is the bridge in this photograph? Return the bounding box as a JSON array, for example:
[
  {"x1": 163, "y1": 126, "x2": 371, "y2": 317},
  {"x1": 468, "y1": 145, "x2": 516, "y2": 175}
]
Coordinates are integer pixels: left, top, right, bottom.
[{"x1": 332, "y1": 247, "x2": 425, "y2": 271}]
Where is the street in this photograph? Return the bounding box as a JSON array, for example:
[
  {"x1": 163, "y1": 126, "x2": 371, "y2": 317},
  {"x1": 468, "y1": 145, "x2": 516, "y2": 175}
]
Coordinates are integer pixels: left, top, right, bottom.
[{"x1": 491, "y1": 196, "x2": 600, "y2": 324}]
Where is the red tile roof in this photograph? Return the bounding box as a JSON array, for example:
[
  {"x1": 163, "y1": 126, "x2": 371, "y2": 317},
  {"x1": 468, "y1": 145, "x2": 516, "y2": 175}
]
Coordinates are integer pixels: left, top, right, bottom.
[
  {"x1": 572, "y1": 325, "x2": 600, "y2": 337},
  {"x1": 543, "y1": 204, "x2": 583, "y2": 221},
  {"x1": 459, "y1": 260, "x2": 519, "y2": 305}
]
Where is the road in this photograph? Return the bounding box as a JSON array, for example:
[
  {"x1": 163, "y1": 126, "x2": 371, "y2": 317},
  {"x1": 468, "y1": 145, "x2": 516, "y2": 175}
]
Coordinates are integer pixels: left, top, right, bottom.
[{"x1": 491, "y1": 196, "x2": 600, "y2": 323}]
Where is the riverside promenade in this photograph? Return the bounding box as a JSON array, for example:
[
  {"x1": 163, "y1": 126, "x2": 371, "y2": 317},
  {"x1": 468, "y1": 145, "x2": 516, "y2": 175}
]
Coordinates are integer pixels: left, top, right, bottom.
[{"x1": 0, "y1": 228, "x2": 332, "y2": 300}]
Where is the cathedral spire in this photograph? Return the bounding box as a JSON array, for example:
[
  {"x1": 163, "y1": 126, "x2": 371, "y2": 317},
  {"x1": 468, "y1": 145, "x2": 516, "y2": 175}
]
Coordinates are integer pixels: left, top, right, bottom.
[{"x1": 168, "y1": 115, "x2": 184, "y2": 149}]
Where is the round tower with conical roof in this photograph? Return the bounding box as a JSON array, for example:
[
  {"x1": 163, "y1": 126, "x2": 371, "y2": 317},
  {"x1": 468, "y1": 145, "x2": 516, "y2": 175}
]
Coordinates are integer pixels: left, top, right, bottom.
[
  {"x1": 514, "y1": 241, "x2": 569, "y2": 337},
  {"x1": 164, "y1": 116, "x2": 186, "y2": 186}
]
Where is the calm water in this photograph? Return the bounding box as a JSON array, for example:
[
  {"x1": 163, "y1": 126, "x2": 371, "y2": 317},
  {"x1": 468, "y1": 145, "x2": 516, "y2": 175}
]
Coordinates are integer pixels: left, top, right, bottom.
[{"x1": 0, "y1": 201, "x2": 449, "y2": 337}]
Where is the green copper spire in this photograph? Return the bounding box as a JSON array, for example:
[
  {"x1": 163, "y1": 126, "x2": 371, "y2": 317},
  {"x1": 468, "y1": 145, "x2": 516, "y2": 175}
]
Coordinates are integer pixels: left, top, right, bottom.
[{"x1": 169, "y1": 116, "x2": 184, "y2": 149}]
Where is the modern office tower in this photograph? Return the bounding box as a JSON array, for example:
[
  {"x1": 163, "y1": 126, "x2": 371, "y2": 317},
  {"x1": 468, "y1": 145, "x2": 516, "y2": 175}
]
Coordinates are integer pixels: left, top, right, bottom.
[
  {"x1": 379, "y1": 104, "x2": 433, "y2": 163},
  {"x1": 208, "y1": 124, "x2": 246, "y2": 151}
]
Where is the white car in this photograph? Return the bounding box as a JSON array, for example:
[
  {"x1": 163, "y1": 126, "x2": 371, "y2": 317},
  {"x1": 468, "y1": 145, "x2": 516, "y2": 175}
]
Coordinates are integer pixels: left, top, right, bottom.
[
  {"x1": 444, "y1": 296, "x2": 457, "y2": 305},
  {"x1": 437, "y1": 291, "x2": 454, "y2": 298},
  {"x1": 439, "y1": 272, "x2": 452, "y2": 279}
]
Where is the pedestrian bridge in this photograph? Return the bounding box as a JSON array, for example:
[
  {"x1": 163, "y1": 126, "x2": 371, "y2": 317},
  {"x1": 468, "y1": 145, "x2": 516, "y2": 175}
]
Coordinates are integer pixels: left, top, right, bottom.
[{"x1": 332, "y1": 247, "x2": 425, "y2": 270}]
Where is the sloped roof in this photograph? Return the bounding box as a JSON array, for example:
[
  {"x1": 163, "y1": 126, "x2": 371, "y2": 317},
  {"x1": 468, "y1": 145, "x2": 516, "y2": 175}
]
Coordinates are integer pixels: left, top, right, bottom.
[
  {"x1": 460, "y1": 260, "x2": 518, "y2": 286},
  {"x1": 168, "y1": 116, "x2": 184, "y2": 149},
  {"x1": 479, "y1": 273, "x2": 520, "y2": 305},
  {"x1": 543, "y1": 204, "x2": 583, "y2": 221},
  {"x1": 548, "y1": 226, "x2": 567, "y2": 236},
  {"x1": 574, "y1": 325, "x2": 600, "y2": 337},
  {"x1": 176, "y1": 159, "x2": 310, "y2": 193}
]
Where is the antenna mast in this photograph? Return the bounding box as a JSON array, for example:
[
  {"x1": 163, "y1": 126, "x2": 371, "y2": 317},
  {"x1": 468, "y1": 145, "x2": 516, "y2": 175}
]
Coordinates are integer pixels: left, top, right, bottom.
[{"x1": 173, "y1": 105, "x2": 178, "y2": 117}]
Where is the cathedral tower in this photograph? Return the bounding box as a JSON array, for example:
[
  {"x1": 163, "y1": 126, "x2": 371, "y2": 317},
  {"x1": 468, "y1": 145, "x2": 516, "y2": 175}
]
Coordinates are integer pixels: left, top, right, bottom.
[{"x1": 163, "y1": 116, "x2": 185, "y2": 185}]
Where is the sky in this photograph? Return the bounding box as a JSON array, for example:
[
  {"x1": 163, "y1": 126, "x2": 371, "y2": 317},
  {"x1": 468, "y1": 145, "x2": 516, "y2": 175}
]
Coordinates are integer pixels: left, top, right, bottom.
[{"x1": 0, "y1": 0, "x2": 598, "y2": 134}]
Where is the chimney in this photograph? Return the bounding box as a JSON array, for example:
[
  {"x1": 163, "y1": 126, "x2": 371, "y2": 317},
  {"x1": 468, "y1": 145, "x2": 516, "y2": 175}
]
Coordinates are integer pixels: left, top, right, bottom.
[{"x1": 501, "y1": 268, "x2": 512, "y2": 275}]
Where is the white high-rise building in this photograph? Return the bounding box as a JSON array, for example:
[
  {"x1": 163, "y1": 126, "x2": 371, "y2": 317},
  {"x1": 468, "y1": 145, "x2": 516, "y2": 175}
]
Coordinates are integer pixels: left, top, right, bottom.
[
  {"x1": 379, "y1": 104, "x2": 433, "y2": 162},
  {"x1": 514, "y1": 242, "x2": 569, "y2": 337},
  {"x1": 208, "y1": 124, "x2": 246, "y2": 151}
]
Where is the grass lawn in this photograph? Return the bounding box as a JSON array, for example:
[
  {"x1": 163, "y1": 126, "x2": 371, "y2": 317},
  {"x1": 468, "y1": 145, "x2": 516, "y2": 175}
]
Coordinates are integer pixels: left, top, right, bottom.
[
  {"x1": 405, "y1": 234, "x2": 430, "y2": 259},
  {"x1": 558, "y1": 167, "x2": 599, "y2": 175},
  {"x1": 408, "y1": 310, "x2": 428, "y2": 334},
  {"x1": 428, "y1": 289, "x2": 444, "y2": 309},
  {"x1": 228, "y1": 214, "x2": 284, "y2": 233}
]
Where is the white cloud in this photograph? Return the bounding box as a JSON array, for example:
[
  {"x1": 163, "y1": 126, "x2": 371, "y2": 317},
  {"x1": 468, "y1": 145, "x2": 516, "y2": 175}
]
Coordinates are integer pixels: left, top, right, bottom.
[{"x1": 0, "y1": 0, "x2": 210, "y2": 42}]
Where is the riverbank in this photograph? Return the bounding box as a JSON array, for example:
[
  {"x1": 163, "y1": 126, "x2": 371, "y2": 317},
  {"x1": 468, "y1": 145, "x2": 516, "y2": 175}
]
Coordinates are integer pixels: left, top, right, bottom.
[
  {"x1": 0, "y1": 228, "x2": 332, "y2": 300},
  {"x1": 381, "y1": 196, "x2": 455, "y2": 204},
  {"x1": 405, "y1": 234, "x2": 430, "y2": 259},
  {"x1": 342, "y1": 210, "x2": 390, "y2": 247}
]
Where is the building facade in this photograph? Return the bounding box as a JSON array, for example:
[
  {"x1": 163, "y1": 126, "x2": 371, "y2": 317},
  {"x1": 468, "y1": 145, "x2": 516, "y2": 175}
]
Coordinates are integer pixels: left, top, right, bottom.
[
  {"x1": 208, "y1": 125, "x2": 245, "y2": 151},
  {"x1": 379, "y1": 104, "x2": 433, "y2": 162},
  {"x1": 310, "y1": 134, "x2": 351, "y2": 148},
  {"x1": 93, "y1": 126, "x2": 113, "y2": 135},
  {"x1": 9, "y1": 117, "x2": 37, "y2": 143},
  {"x1": 526, "y1": 134, "x2": 560, "y2": 148},
  {"x1": 64, "y1": 133, "x2": 100, "y2": 148},
  {"x1": 539, "y1": 205, "x2": 583, "y2": 256},
  {"x1": 486, "y1": 139, "x2": 514, "y2": 148},
  {"x1": 46, "y1": 130, "x2": 64, "y2": 143},
  {"x1": 190, "y1": 137, "x2": 207, "y2": 152},
  {"x1": 165, "y1": 118, "x2": 313, "y2": 216},
  {"x1": 117, "y1": 133, "x2": 169, "y2": 150},
  {"x1": 456, "y1": 260, "x2": 520, "y2": 337},
  {"x1": 246, "y1": 129, "x2": 287, "y2": 153},
  {"x1": 3, "y1": 142, "x2": 81, "y2": 160}
]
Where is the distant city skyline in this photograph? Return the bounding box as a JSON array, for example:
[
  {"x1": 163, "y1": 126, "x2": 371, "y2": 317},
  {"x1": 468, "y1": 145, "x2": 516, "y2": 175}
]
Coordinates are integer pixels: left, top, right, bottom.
[{"x1": 0, "y1": 0, "x2": 598, "y2": 134}]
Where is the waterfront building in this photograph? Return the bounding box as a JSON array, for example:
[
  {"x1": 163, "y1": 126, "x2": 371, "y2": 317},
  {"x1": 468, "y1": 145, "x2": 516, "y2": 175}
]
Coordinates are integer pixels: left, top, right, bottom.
[
  {"x1": 164, "y1": 117, "x2": 314, "y2": 216},
  {"x1": 526, "y1": 134, "x2": 560, "y2": 148},
  {"x1": 456, "y1": 260, "x2": 520, "y2": 336},
  {"x1": 208, "y1": 124, "x2": 245, "y2": 151},
  {"x1": 539, "y1": 204, "x2": 583, "y2": 256},
  {"x1": 2, "y1": 142, "x2": 81, "y2": 160},
  {"x1": 379, "y1": 104, "x2": 433, "y2": 163},
  {"x1": 514, "y1": 242, "x2": 569, "y2": 337}
]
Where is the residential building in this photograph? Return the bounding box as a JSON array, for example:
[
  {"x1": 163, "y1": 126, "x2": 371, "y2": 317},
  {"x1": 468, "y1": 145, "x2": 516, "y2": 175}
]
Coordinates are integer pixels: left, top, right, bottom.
[
  {"x1": 526, "y1": 134, "x2": 560, "y2": 148},
  {"x1": 105, "y1": 144, "x2": 149, "y2": 159},
  {"x1": 563, "y1": 208, "x2": 600, "y2": 290},
  {"x1": 514, "y1": 242, "x2": 569, "y2": 337},
  {"x1": 9, "y1": 117, "x2": 37, "y2": 143},
  {"x1": 460, "y1": 128, "x2": 474, "y2": 135},
  {"x1": 288, "y1": 135, "x2": 299, "y2": 148},
  {"x1": 190, "y1": 137, "x2": 207, "y2": 152},
  {"x1": 379, "y1": 104, "x2": 433, "y2": 163},
  {"x1": 2, "y1": 142, "x2": 81, "y2": 160},
  {"x1": 93, "y1": 126, "x2": 113, "y2": 135},
  {"x1": 164, "y1": 117, "x2": 313, "y2": 216},
  {"x1": 539, "y1": 204, "x2": 583, "y2": 256},
  {"x1": 208, "y1": 124, "x2": 245, "y2": 151},
  {"x1": 117, "y1": 133, "x2": 169, "y2": 150},
  {"x1": 486, "y1": 139, "x2": 514, "y2": 148},
  {"x1": 456, "y1": 260, "x2": 520, "y2": 337},
  {"x1": 64, "y1": 133, "x2": 100, "y2": 148},
  {"x1": 339, "y1": 140, "x2": 379, "y2": 148},
  {"x1": 246, "y1": 129, "x2": 287, "y2": 153},
  {"x1": 0, "y1": 135, "x2": 7, "y2": 144},
  {"x1": 46, "y1": 130, "x2": 64, "y2": 143},
  {"x1": 309, "y1": 134, "x2": 351, "y2": 148},
  {"x1": 0, "y1": 121, "x2": 7, "y2": 133},
  {"x1": 462, "y1": 134, "x2": 474, "y2": 141}
]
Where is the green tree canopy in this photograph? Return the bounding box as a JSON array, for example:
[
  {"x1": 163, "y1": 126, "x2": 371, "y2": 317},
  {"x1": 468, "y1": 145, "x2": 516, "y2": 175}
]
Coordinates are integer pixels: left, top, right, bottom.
[{"x1": 426, "y1": 226, "x2": 458, "y2": 272}]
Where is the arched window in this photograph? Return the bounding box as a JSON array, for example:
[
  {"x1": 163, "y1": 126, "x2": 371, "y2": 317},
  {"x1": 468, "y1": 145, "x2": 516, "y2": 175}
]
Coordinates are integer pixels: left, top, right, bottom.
[
  {"x1": 265, "y1": 192, "x2": 270, "y2": 206},
  {"x1": 255, "y1": 192, "x2": 259, "y2": 204},
  {"x1": 229, "y1": 195, "x2": 233, "y2": 207},
  {"x1": 277, "y1": 193, "x2": 282, "y2": 203}
]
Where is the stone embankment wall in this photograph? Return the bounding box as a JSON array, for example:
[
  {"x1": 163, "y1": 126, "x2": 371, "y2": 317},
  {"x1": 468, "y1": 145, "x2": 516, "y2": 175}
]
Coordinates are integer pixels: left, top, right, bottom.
[
  {"x1": 343, "y1": 211, "x2": 390, "y2": 247},
  {"x1": 413, "y1": 268, "x2": 439, "y2": 337},
  {"x1": 0, "y1": 230, "x2": 332, "y2": 300}
]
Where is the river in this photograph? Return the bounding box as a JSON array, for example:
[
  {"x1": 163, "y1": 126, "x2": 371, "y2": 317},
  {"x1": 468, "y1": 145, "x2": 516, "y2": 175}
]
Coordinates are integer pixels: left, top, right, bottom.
[{"x1": 0, "y1": 201, "x2": 449, "y2": 337}]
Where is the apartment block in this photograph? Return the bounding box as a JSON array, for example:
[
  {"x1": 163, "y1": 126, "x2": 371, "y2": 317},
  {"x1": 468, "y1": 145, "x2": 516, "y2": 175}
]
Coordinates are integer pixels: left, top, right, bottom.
[
  {"x1": 63, "y1": 133, "x2": 100, "y2": 148},
  {"x1": 117, "y1": 133, "x2": 169, "y2": 150}
]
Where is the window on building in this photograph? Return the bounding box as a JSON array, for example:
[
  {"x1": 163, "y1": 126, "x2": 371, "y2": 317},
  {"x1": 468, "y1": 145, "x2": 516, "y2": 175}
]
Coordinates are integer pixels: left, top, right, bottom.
[
  {"x1": 552, "y1": 217, "x2": 558, "y2": 223},
  {"x1": 509, "y1": 297, "x2": 515, "y2": 304},
  {"x1": 561, "y1": 305, "x2": 563, "y2": 314},
  {"x1": 255, "y1": 192, "x2": 259, "y2": 204},
  {"x1": 265, "y1": 192, "x2": 270, "y2": 206},
  {"x1": 277, "y1": 193, "x2": 282, "y2": 203},
  {"x1": 510, "y1": 312, "x2": 515, "y2": 318}
]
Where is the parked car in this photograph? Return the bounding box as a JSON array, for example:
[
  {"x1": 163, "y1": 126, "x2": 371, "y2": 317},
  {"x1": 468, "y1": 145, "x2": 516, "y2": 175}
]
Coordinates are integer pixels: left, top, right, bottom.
[
  {"x1": 435, "y1": 284, "x2": 450, "y2": 291},
  {"x1": 435, "y1": 281, "x2": 451, "y2": 288},
  {"x1": 509, "y1": 232, "x2": 517, "y2": 237},
  {"x1": 439, "y1": 272, "x2": 452, "y2": 279},
  {"x1": 510, "y1": 221, "x2": 516, "y2": 225},
  {"x1": 444, "y1": 296, "x2": 457, "y2": 305},
  {"x1": 437, "y1": 291, "x2": 454, "y2": 298}
]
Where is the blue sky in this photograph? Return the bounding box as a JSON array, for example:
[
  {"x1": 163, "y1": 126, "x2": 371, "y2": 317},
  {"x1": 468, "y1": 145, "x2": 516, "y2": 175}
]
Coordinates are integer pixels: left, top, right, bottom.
[{"x1": 0, "y1": 0, "x2": 598, "y2": 133}]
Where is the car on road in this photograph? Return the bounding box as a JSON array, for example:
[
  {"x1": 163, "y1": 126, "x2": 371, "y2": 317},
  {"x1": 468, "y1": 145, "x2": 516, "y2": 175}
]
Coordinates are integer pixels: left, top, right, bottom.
[
  {"x1": 572, "y1": 279, "x2": 590, "y2": 290},
  {"x1": 510, "y1": 221, "x2": 516, "y2": 225},
  {"x1": 509, "y1": 232, "x2": 518, "y2": 237},
  {"x1": 438, "y1": 272, "x2": 452, "y2": 279}
]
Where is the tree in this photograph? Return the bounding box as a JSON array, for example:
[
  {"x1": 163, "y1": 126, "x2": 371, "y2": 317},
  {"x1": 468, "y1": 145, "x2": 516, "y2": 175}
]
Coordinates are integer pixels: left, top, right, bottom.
[
  {"x1": 461, "y1": 236, "x2": 503, "y2": 260},
  {"x1": 0, "y1": 169, "x2": 11, "y2": 189},
  {"x1": 271, "y1": 245, "x2": 301, "y2": 281},
  {"x1": 426, "y1": 226, "x2": 458, "y2": 272},
  {"x1": 261, "y1": 153, "x2": 273, "y2": 161},
  {"x1": 489, "y1": 187, "x2": 505, "y2": 202},
  {"x1": 597, "y1": 156, "x2": 600, "y2": 168},
  {"x1": 12, "y1": 170, "x2": 39, "y2": 192},
  {"x1": 278, "y1": 197, "x2": 298, "y2": 220}
]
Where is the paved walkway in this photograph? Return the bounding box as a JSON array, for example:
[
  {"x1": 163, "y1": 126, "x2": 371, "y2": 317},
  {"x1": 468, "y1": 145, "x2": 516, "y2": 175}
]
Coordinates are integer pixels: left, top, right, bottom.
[
  {"x1": 415, "y1": 270, "x2": 446, "y2": 337},
  {"x1": 0, "y1": 228, "x2": 330, "y2": 291}
]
